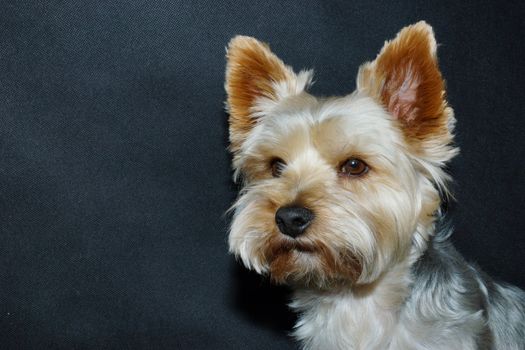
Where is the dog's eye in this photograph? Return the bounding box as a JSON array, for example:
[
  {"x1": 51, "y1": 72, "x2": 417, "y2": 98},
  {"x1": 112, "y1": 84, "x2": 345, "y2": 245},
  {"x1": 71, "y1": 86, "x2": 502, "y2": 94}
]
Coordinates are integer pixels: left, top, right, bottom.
[
  {"x1": 270, "y1": 158, "x2": 286, "y2": 177},
  {"x1": 340, "y1": 158, "x2": 368, "y2": 177}
]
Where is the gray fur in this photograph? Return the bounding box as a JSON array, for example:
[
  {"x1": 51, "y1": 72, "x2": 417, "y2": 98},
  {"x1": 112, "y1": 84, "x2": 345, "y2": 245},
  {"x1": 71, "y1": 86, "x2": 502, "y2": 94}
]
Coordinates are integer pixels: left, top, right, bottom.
[{"x1": 407, "y1": 221, "x2": 525, "y2": 349}]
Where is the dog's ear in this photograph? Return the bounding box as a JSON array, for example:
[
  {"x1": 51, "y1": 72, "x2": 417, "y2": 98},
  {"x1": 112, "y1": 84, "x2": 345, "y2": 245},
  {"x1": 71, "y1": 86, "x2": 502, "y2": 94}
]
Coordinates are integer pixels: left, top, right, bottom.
[
  {"x1": 225, "y1": 36, "x2": 311, "y2": 156},
  {"x1": 357, "y1": 22, "x2": 455, "y2": 161}
]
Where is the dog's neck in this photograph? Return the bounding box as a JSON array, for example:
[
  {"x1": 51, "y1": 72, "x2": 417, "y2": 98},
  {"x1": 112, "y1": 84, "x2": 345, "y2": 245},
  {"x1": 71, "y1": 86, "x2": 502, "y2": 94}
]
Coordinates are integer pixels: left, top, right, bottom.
[
  {"x1": 290, "y1": 259, "x2": 414, "y2": 350},
  {"x1": 289, "y1": 220, "x2": 437, "y2": 350},
  {"x1": 288, "y1": 215, "x2": 439, "y2": 349}
]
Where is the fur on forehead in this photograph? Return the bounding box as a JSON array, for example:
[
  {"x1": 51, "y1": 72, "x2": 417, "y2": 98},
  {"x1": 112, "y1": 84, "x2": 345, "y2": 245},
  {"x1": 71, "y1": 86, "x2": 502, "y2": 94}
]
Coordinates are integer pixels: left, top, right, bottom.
[{"x1": 237, "y1": 94, "x2": 402, "y2": 162}]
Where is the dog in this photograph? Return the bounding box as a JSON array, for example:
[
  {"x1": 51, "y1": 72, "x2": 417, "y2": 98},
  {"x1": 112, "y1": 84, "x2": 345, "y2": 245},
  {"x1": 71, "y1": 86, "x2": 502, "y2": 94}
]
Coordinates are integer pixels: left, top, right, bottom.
[{"x1": 224, "y1": 22, "x2": 525, "y2": 349}]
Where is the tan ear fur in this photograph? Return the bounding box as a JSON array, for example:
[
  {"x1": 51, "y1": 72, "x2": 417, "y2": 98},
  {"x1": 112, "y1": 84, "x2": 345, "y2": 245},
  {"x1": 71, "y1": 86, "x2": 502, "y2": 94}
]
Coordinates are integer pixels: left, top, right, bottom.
[
  {"x1": 357, "y1": 21, "x2": 453, "y2": 148},
  {"x1": 225, "y1": 36, "x2": 296, "y2": 155}
]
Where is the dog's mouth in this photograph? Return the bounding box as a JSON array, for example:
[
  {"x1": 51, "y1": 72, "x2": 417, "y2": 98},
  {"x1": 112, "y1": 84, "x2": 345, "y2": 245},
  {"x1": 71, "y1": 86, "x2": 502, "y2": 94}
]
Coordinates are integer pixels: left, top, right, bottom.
[
  {"x1": 264, "y1": 234, "x2": 362, "y2": 286},
  {"x1": 268, "y1": 236, "x2": 316, "y2": 256}
]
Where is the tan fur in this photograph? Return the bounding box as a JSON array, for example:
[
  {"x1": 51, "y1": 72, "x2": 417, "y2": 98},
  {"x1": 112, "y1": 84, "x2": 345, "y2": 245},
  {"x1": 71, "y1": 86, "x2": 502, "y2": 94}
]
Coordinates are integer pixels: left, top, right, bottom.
[
  {"x1": 225, "y1": 36, "x2": 295, "y2": 156},
  {"x1": 357, "y1": 22, "x2": 453, "y2": 156}
]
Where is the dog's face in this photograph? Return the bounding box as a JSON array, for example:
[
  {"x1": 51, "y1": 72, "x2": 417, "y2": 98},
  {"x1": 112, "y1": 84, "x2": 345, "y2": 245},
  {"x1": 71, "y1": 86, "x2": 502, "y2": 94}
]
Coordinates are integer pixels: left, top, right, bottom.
[{"x1": 226, "y1": 22, "x2": 457, "y2": 288}]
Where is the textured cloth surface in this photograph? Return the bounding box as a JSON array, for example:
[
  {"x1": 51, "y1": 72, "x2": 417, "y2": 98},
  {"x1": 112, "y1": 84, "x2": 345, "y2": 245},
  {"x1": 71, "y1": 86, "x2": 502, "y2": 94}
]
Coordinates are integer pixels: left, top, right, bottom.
[{"x1": 1, "y1": 1, "x2": 524, "y2": 349}]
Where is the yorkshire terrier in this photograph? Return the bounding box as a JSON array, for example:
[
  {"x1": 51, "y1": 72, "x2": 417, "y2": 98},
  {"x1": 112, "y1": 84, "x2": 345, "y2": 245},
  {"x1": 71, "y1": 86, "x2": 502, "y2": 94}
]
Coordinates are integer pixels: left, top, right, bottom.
[{"x1": 225, "y1": 22, "x2": 525, "y2": 349}]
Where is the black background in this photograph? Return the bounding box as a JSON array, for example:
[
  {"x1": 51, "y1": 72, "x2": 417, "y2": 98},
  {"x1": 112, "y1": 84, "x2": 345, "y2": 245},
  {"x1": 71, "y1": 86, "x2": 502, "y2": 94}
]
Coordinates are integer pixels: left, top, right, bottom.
[{"x1": 1, "y1": 1, "x2": 524, "y2": 349}]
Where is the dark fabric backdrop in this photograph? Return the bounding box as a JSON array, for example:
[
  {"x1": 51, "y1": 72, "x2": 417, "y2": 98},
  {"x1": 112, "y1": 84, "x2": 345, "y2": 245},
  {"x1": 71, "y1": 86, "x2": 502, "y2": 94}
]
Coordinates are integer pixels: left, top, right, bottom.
[{"x1": 1, "y1": 1, "x2": 524, "y2": 349}]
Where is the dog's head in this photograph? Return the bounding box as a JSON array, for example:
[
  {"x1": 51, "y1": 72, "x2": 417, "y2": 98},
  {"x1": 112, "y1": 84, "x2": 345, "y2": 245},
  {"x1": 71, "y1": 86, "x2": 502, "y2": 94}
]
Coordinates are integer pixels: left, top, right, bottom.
[{"x1": 225, "y1": 22, "x2": 457, "y2": 288}]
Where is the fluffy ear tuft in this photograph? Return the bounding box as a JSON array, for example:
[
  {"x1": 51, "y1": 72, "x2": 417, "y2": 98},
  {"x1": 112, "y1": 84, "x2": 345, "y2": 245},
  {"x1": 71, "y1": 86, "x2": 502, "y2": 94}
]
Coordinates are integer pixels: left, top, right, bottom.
[
  {"x1": 225, "y1": 36, "x2": 311, "y2": 155},
  {"x1": 357, "y1": 21, "x2": 455, "y2": 161}
]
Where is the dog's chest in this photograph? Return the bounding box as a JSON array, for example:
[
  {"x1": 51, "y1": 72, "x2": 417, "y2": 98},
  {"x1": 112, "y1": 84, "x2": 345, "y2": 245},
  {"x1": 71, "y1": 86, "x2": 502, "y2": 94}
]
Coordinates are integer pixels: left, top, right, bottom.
[
  {"x1": 291, "y1": 290, "x2": 483, "y2": 350},
  {"x1": 291, "y1": 291, "x2": 401, "y2": 350}
]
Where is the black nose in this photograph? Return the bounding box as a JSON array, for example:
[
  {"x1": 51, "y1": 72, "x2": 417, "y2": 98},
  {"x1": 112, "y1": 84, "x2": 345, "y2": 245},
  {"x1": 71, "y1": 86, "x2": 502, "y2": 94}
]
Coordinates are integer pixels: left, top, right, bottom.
[{"x1": 275, "y1": 206, "x2": 314, "y2": 238}]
